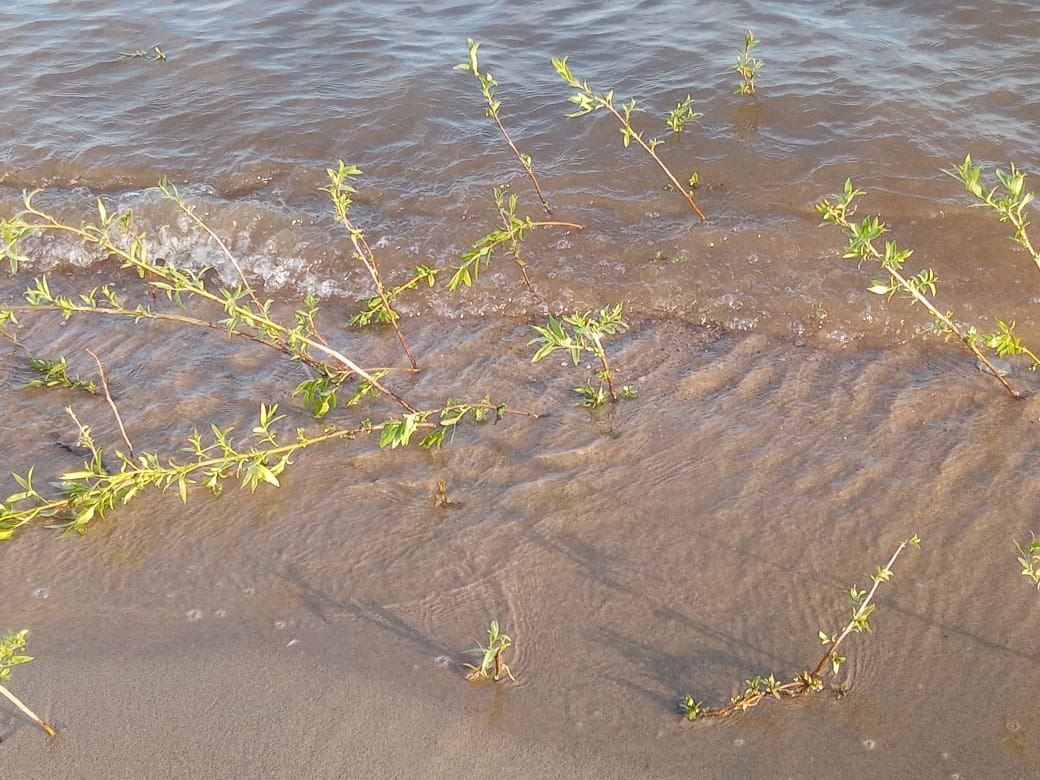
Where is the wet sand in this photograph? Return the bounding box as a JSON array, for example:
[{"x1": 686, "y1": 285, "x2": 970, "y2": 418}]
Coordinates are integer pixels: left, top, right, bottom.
[{"x1": 3, "y1": 313, "x2": 1040, "y2": 776}]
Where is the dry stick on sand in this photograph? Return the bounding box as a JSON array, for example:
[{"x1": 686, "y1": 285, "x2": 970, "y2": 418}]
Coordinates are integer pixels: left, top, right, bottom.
[
  {"x1": 0, "y1": 682, "x2": 55, "y2": 737},
  {"x1": 456, "y1": 39, "x2": 557, "y2": 216},
  {"x1": 0, "y1": 630, "x2": 55, "y2": 737},
  {"x1": 86, "y1": 349, "x2": 135, "y2": 458}
]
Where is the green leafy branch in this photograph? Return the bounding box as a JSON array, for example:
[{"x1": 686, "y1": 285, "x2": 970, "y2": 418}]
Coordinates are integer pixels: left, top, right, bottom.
[
  {"x1": 324, "y1": 161, "x2": 420, "y2": 368},
  {"x1": 0, "y1": 398, "x2": 537, "y2": 541},
  {"x1": 0, "y1": 189, "x2": 416, "y2": 413},
  {"x1": 817, "y1": 179, "x2": 1036, "y2": 398},
  {"x1": 679, "y1": 535, "x2": 920, "y2": 722},
  {"x1": 551, "y1": 56, "x2": 706, "y2": 221},
  {"x1": 448, "y1": 188, "x2": 582, "y2": 293},
  {"x1": 734, "y1": 29, "x2": 762, "y2": 96},
  {"x1": 463, "y1": 620, "x2": 516, "y2": 682},
  {"x1": 27, "y1": 355, "x2": 97, "y2": 394},
  {"x1": 948, "y1": 155, "x2": 1040, "y2": 271},
  {"x1": 0, "y1": 629, "x2": 55, "y2": 737},
  {"x1": 530, "y1": 304, "x2": 634, "y2": 406},
  {"x1": 456, "y1": 39, "x2": 554, "y2": 216}
]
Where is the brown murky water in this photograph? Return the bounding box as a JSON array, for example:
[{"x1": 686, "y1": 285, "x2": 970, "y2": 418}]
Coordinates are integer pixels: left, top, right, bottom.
[{"x1": 3, "y1": 1, "x2": 1040, "y2": 776}]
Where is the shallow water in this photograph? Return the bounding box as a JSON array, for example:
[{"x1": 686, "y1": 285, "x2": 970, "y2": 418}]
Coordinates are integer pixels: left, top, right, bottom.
[{"x1": 2, "y1": 1, "x2": 1040, "y2": 776}]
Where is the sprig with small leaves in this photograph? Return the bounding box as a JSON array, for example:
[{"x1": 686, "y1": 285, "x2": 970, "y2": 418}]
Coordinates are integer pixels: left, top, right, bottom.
[
  {"x1": 0, "y1": 403, "x2": 354, "y2": 539},
  {"x1": 948, "y1": 156, "x2": 1040, "y2": 271},
  {"x1": 667, "y1": 95, "x2": 702, "y2": 135},
  {"x1": 378, "y1": 397, "x2": 537, "y2": 450},
  {"x1": 679, "y1": 535, "x2": 920, "y2": 722},
  {"x1": 293, "y1": 370, "x2": 388, "y2": 419},
  {"x1": 952, "y1": 156, "x2": 1035, "y2": 272},
  {"x1": 734, "y1": 29, "x2": 762, "y2": 96},
  {"x1": 456, "y1": 39, "x2": 554, "y2": 216},
  {"x1": 464, "y1": 620, "x2": 516, "y2": 682},
  {"x1": 448, "y1": 188, "x2": 581, "y2": 293},
  {"x1": 0, "y1": 629, "x2": 55, "y2": 737},
  {"x1": 530, "y1": 305, "x2": 634, "y2": 406},
  {"x1": 350, "y1": 265, "x2": 437, "y2": 328},
  {"x1": 27, "y1": 355, "x2": 97, "y2": 394},
  {"x1": 817, "y1": 179, "x2": 1036, "y2": 397},
  {"x1": 1015, "y1": 533, "x2": 1040, "y2": 591},
  {"x1": 551, "y1": 56, "x2": 706, "y2": 221},
  {"x1": 118, "y1": 45, "x2": 166, "y2": 62},
  {"x1": 324, "y1": 161, "x2": 420, "y2": 369},
  {"x1": 0, "y1": 309, "x2": 18, "y2": 341}
]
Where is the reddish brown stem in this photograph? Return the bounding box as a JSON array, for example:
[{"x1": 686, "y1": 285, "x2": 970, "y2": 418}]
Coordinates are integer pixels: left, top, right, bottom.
[
  {"x1": 353, "y1": 230, "x2": 419, "y2": 370},
  {"x1": 87, "y1": 349, "x2": 136, "y2": 458},
  {"x1": 596, "y1": 349, "x2": 617, "y2": 401},
  {"x1": 602, "y1": 103, "x2": 707, "y2": 221},
  {"x1": 498, "y1": 208, "x2": 537, "y2": 296},
  {"x1": 490, "y1": 110, "x2": 554, "y2": 216}
]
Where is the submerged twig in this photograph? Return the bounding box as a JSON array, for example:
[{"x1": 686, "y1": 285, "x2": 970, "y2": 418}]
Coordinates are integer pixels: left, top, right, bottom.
[
  {"x1": 449, "y1": 187, "x2": 582, "y2": 292},
  {"x1": 0, "y1": 683, "x2": 55, "y2": 737},
  {"x1": 86, "y1": 349, "x2": 135, "y2": 458},
  {"x1": 117, "y1": 46, "x2": 166, "y2": 63}
]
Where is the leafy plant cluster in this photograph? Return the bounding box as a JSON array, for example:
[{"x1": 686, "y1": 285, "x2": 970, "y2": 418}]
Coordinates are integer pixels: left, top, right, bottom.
[
  {"x1": 464, "y1": 620, "x2": 516, "y2": 682},
  {"x1": 26, "y1": 355, "x2": 97, "y2": 395},
  {"x1": 0, "y1": 167, "x2": 549, "y2": 541},
  {"x1": 734, "y1": 29, "x2": 762, "y2": 95},
  {"x1": 530, "y1": 305, "x2": 636, "y2": 407}
]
